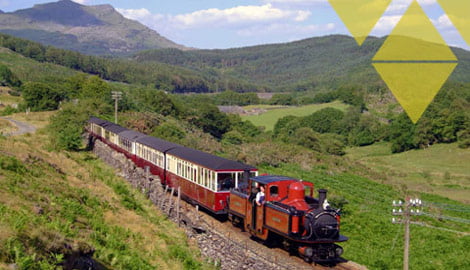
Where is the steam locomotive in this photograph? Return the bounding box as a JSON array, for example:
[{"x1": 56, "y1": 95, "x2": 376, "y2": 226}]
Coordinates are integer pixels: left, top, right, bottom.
[{"x1": 87, "y1": 117, "x2": 347, "y2": 262}]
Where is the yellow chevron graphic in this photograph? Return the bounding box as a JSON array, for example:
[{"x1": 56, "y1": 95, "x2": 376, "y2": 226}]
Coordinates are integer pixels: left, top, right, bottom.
[
  {"x1": 328, "y1": 0, "x2": 392, "y2": 46},
  {"x1": 373, "y1": 63, "x2": 457, "y2": 123},
  {"x1": 373, "y1": 1, "x2": 456, "y2": 61},
  {"x1": 437, "y1": 0, "x2": 470, "y2": 47}
]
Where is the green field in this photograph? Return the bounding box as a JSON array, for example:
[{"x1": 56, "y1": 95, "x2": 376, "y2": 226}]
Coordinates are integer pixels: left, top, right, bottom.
[
  {"x1": 241, "y1": 101, "x2": 349, "y2": 131},
  {"x1": 346, "y1": 142, "x2": 470, "y2": 203}
]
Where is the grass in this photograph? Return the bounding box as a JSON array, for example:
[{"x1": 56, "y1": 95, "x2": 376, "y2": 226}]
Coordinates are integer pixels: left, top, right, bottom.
[
  {"x1": 0, "y1": 88, "x2": 22, "y2": 107},
  {"x1": 0, "y1": 114, "x2": 212, "y2": 269},
  {"x1": 346, "y1": 142, "x2": 470, "y2": 203},
  {"x1": 262, "y1": 163, "x2": 470, "y2": 270},
  {"x1": 241, "y1": 101, "x2": 349, "y2": 130},
  {"x1": 0, "y1": 119, "x2": 17, "y2": 135}
]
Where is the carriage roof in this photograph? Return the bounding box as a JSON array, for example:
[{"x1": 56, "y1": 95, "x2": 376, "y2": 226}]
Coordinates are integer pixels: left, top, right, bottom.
[
  {"x1": 251, "y1": 175, "x2": 297, "y2": 185},
  {"x1": 167, "y1": 146, "x2": 256, "y2": 171},
  {"x1": 118, "y1": 130, "x2": 147, "y2": 141},
  {"x1": 136, "y1": 136, "x2": 180, "y2": 153}
]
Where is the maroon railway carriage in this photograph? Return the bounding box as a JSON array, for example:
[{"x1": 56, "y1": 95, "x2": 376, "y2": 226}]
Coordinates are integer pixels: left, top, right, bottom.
[
  {"x1": 164, "y1": 146, "x2": 257, "y2": 214},
  {"x1": 229, "y1": 175, "x2": 347, "y2": 262},
  {"x1": 88, "y1": 116, "x2": 258, "y2": 214}
]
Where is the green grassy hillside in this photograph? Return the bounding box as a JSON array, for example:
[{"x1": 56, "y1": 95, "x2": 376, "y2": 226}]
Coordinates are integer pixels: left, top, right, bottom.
[
  {"x1": 0, "y1": 113, "x2": 210, "y2": 269},
  {"x1": 241, "y1": 101, "x2": 349, "y2": 131},
  {"x1": 346, "y1": 143, "x2": 470, "y2": 203}
]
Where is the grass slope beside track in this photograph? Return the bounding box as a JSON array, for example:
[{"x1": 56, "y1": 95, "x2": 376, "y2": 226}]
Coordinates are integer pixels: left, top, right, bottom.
[{"x1": 0, "y1": 113, "x2": 211, "y2": 270}]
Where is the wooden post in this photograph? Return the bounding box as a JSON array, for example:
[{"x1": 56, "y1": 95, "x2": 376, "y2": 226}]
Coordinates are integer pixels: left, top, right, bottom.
[
  {"x1": 160, "y1": 185, "x2": 168, "y2": 209},
  {"x1": 177, "y1": 187, "x2": 181, "y2": 224},
  {"x1": 404, "y1": 203, "x2": 410, "y2": 270},
  {"x1": 168, "y1": 187, "x2": 175, "y2": 214}
]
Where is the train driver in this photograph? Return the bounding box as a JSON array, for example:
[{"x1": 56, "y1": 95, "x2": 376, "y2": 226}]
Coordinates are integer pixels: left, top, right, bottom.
[{"x1": 255, "y1": 185, "x2": 265, "y2": 206}]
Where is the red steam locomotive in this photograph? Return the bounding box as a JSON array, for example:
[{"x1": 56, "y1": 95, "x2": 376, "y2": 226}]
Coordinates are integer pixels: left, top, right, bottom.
[{"x1": 87, "y1": 117, "x2": 347, "y2": 262}]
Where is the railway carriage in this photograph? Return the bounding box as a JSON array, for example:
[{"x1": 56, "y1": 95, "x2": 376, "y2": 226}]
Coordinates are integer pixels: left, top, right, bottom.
[
  {"x1": 133, "y1": 136, "x2": 179, "y2": 184},
  {"x1": 87, "y1": 117, "x2": 258, "y2": 214},
  {"x1": 165, "y1": 146, "x2": 257, "y2": 213},
  {"x1": 116, "y1": 130, "x2": 147, "y2": 160}
]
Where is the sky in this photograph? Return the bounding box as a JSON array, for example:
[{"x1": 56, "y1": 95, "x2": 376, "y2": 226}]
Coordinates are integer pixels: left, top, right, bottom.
[{"x1": 1, "y1": 0, "x2": 468, "y2": 50}]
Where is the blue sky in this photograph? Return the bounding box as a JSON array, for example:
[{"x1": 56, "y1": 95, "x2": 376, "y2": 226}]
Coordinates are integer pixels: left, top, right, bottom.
[{"x1": 1, "y1": 0, "x2": 468, "y2": 50}]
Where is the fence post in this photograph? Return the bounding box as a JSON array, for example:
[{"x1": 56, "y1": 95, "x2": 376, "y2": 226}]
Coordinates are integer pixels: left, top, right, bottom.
[
  {"x1": 160, "y1": 185, "x2": 168, "y2": 209},
  {"x1": 168, "y1": 187, "x2": 175, "y2": 215},
  {"x1": 177, "y1": 187, "x2": 181, "y2": 224}
]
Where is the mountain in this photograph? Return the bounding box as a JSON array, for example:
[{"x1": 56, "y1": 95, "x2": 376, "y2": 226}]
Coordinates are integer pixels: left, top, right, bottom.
[
  {"x1": 135, "y1": 35, "x2": 470, "y2": 91},
  {"x1": 0, "y1": 0, "x2": 185, "y2": 55}
]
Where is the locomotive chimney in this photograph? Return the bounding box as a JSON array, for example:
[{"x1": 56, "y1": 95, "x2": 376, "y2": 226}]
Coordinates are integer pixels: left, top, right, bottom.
[{"x1": 318, "y1": 189, "x2": 327, "y2": 207}]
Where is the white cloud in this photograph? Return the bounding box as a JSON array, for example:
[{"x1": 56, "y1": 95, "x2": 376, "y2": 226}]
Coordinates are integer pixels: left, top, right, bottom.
[
  {"x1": 236, "y1": 22, "x2": 335, "y2": 37},
  {"x1": 433, "y1": 14, "x2": 453, "y2": 29},
  {"x1": 117, "y1": 8, "x2": 152, "y2": 20},
  {"x1": 117, "y1": 4, "x2": 312, "y2": 30},
  {"x1": 262, "y1": 0, "x2": 327, "y2": 3},
  {"x1": 371, "y1": 15, "x2": 402, "y2": 35},
  {"x1": 169, "y1": 4, "x2": 311, "y2": 28},
  {"x1": 72, "y1": 0, "x2": 91, "y2": 4}
]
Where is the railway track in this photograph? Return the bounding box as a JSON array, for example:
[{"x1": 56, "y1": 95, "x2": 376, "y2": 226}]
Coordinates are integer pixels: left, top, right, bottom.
[{"x1": 93, "y1": 139, "x2": 367, "y2": 270}]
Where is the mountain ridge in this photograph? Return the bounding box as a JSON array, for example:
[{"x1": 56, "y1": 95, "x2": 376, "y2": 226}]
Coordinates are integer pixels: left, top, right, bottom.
[
  {"x1": 135, "y1": 34, "x2": 470, "y2": 91},
  {"x1": 0, "y1": 0, "x2": 185, "y2": 55}
]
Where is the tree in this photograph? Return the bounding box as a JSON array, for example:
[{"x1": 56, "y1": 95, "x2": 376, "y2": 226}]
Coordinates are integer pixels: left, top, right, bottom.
[
  {"x1": 0, "y1": 64, "x2": 21, "y2": 88},
  {"x1": 21, "y1": 82, "x2": 63, "y2": 111},
  {"x1": 304, "y1": 107, "x2": 344, "y2": 134},
  {"x1": 48, "y1": 99, "x2": 112, "y2": 151},
  {"x1": 270, "y1": 94, "x2": 295, "y2": 105},
  {"x1": 132, "y1": 89, "x2": 180, "y2": 116},
  {"x1": 292, "y1": 127, "x2": 322, "y2": 152},
  {"x1": 80, "y1": 76, "x2": 111, "y2": 102},
  {"x1": 191, "y1": 104, "x2": 230, "y2": 139},
  {"x1": 388, "y1": 113, "x2": 416, "y2": 153}
]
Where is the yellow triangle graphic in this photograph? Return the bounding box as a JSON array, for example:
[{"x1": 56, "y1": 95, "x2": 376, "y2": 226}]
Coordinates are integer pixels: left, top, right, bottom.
[
  {"x1": 373, "y1": 63, "x2": 457, "y2": 123},
  {"x1": 437, "y1": 0, "x2": 470, "y2": 47},
  {"x1": 329, "y1": 0, "x2": 392, "y2": 46},
  {"x1": 373, "y1": 1, "x2": 457, "y2": 61}
]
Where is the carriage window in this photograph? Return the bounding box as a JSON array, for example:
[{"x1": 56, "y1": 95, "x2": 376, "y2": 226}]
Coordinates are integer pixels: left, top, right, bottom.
[
  {"x1": 217, "y1": 173, "x2": 235, "y2": 191},
  {"x1": 270, "y1": 186, "x2": 279, "y2": 197}
]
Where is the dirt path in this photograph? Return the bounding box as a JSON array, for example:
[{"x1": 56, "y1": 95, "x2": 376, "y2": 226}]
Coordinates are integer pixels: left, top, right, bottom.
[{"x1": 1, "y1": 117, "x2": 36, "y2": 136}]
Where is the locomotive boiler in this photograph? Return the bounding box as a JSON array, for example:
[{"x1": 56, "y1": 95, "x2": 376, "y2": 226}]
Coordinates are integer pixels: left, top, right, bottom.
[{"x1": 229, "y1": 175, "x2": 348, "y2": 262}]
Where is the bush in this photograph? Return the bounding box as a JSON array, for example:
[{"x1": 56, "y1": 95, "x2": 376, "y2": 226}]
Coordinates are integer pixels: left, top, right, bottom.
[
  {"x1": 304, "y1": 107, "x2": 344, "y2": 134},
  {"x1": 292, "y1": 127, "x2": 322, "y2": 152},
  {"x1": 48, "y1": 99, "x2": 112, "y2": 151},
  {"x1": 21, "y1": 82, "x2": 63, "y2": 111},
  {"x1": 457, "y1": 129, "x2": 470, "y2": 149}
]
